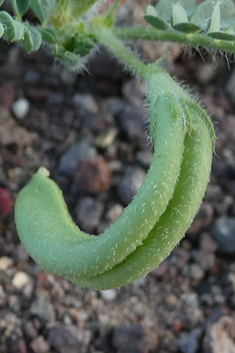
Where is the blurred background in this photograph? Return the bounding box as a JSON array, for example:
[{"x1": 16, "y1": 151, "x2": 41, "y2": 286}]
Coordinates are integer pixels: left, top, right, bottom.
[{"x1": 0, "y1": 0, "x2": 235, "y2": 352}]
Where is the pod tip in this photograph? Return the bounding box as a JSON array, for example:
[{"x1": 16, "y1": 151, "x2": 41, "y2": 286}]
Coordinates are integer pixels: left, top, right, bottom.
[{"x1": 37, "y1": 167, "x2": 50, "y2": 178}]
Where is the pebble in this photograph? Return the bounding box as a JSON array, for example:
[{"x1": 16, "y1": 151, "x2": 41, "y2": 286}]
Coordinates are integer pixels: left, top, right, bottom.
[
  {"x1": 0, "y1": 84, "x2": 14, "y2": 110},
  {"x1": 228, "y1": 273, "x2": 235, "y2": 293},
  {"x1": 106, "y1": 204, "x2": 124, "y2": 223},
  {"x1": 177, "y1": 328, "x2": 202, "y2": 353},
  {"x1": 0, "y1": 285, "x2": 6, "y2": 299},
  {"x1": 0, "y1": 188, "x2": 14, "y2": 215},
  {"x1": 194, "y1": 251, "x2": 216, "y2": 271},
  {"x1": 0, "y1": 256, "x2": 13, "y2": 271},
  {"x1": 117, "y1": 104, "x2": 148, "y2": 148},
  {"x1": 12, "y1": 244, "x2": 29, "y2": 262},
  {"x1": 47, "y1": 92, "x2": 64, "y2": 105},
  {"x1": 112, "y1": 324, "x2": 145, "y2": 353},
  {"x1": 179, "y1": 293, "x2": 203, "y2": 327},
  {"x1": 165, "y1": 294, "x2": 178, "y2": 307},
  {"x1": 30, "y1": 296, "x2": 55, "y2": 325},
  {"x1": 210, "y1": 216, "x2": 235, "y2": 253},
  {"x1": 27, "y1": 88, "x2": 51, "y2": 102},
  {"x1": 3, "y1": 311, "x2": 20, "y2": 326},
  {"x1": 24, "y1": 69, "x2": 40, "y2": 85},
  {"x1": 10, "y1": 338, "x2": 28, "y2": 353},
  {"x1": 23, "y1": 321, "x2": 38, "y2": 339},
  {"x1": 73, "y1": 93, "x2": 99, "y2": 114},
  {"x1": 11, "y1": 98, "x2": 30, "y2": 119},
  {"x1": 73, "y1": 155, "x2": 112, "y2": 193},
  {"x1": 100, "y1": 289, "x2": 117, "y2": 301},
  {"x1": 80, "y1": 111, "x2": 112, "y2": 134},
  {"x1": 9, "y1": 294, "x2": 20, "y2": 311},
  {"x1": 133, "y1": 276, "x2": 147, "y2": 287},
  {"x1": 75, "y1": 197, "x2": 104, "y2": 233},
  {"x1": 12, "y1": 272, "x2": 31, "y2": 289},
  {"x1": 203, "y1": 316, "x2": 235, "y2": 353},
  {"x1": 190, "y1": 264, "x2": 204, "y2": 283},
  {"x1": 95, "y1": 128, "x2": 118, "y2": 149},
  {"x1": 0, "y1": 165, "x2": 7, "y2": 184},
  {"x1": 58, "y1": 138, "x2": 97, "y2": 175},
  {"x1": 199, "y1": 233, "x2": 218, "y2": 253},
  {"x1": 118, "y1": 167, "x2": 146, "y2": 206},
  {"x1": 195, "y1": 62, "x2": 216, "y2": 84},
  {"x1": 104, "y1": 97, "x2": 124, "y2": 115},
  {"x1": 30, "y1": 336, "x2": 50, "y2": 353},
  {"x1": 60, "y1": 70, "x2": 76, "y2": 86},
  {"x1": 0, "y1": 107, "x2": 37, "y2": 146},
  {"x1": 136, "y1": 150, "x2": 153, "y2": 169},
  {"x1": 48, "y1": 325, "x2": 83, "y2": 353}
]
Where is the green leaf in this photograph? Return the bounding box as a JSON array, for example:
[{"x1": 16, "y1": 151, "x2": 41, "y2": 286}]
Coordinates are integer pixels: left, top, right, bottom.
[
  {"x1": 0, "y1": 11, "x2": 16, "y2": 41},
  {"x1": 0, "y1": 0, "x2": 5, "y2": 6},
  {"x1": 156, "y1": 0, "x2": 196, "y2": 20},
  {"x1": 220, "y1": 0, "x2": 235, "y2": 21},
  {"x1": 144, "y1": 5, "x2": 169, "y2": 30},
  {"x1": 0, "y1": 22, "x2": 4, "y2": 37},
  {"x1": 21, "y1": 27, "x2": 33, "y2": 51},
  {"x1": 21, "y1": 25, "x2": 42, "y2": 52},
  {"x1": 226, "y1": 23, "x2": 235, "y2": 33},
  {"x1": 171, "y1": 3, "x2": 201, "y2": 33},
  {"x1": 172, "y1": 4, "x2": 188, "y2": 26},
  {"x1": 208, "y1": 31, "x2": 235, "y2": 41},
  {"x1": 208, "y1": 3, "x2": 220, "y2": 33},
  {"x1": 145, "y1": 5, "x2": 158, "y2": 18},
  {"x1": 12, "y1": 20, "x2": 24, "y2": 41},
  {"x1": 11, "y1": 0, "x2": 30, "y2": 17},
  {"x1": 40, "y1": 28, "x2": 57, "y2": 44},
  {"x1": 221, "y1": 17, "x2": 235, "y2": 29},
  {"x1": 30, "y1": 0, "x2": 50, "y2": 24},
  {"x1": 190, "y1": 0, "x2": 235, "y2": 29},
  {"x1": 173, "y1": 23, "x2": 201, "y2": 33}
]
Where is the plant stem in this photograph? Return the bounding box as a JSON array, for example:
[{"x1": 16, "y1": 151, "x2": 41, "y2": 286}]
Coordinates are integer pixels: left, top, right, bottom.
[
  {"x1": 113, "y1": 27, "x2": 235, "y2": 54},
  {"x1": 91, "y1": 25, "x2": 161, "y2": 79}
]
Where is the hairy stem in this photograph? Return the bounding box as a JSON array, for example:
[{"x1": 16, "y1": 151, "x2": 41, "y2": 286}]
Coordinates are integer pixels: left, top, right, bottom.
[{"x1": 113, "y1": 27, "x2": 235, "y2": 54}]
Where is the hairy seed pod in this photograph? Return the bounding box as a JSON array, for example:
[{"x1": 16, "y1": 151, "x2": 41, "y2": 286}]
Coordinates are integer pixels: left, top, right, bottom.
[
  {"x1": 15, "y1": 82, "x2": 186, "y2": 279},
  {"x1": 14, "y1": 69, "x2": 214, "y2": 289}
]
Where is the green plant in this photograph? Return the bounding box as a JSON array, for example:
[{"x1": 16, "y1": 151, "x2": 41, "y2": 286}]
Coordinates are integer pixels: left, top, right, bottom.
[{"x1": 4, "y1": 0, "x2": 232, "y2": 289}]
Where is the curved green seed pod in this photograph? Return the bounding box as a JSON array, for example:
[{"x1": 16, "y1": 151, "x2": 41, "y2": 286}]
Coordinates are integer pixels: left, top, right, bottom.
[
  {"x1": 72, "y1": 102, "x2": 213, "y2": 289},
  {"x1": 15, "y1": 93, "x2": 185, "y2": 279}
]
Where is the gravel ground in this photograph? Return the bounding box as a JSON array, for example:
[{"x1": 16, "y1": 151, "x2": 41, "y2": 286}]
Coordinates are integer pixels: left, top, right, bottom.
[{"x1": 1, "y1": 1, "x2": 235, "y2": 353}]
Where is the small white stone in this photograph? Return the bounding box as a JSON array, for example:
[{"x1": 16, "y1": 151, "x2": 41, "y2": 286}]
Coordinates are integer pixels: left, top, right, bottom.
[
  {"x1": 12, "y1": 271, "x2": 30, "y2": 289},
  {"x1": 11, "y1": 98, "x2": 30, "y2": 119},
  {"x1": 100, "y1": 289, "x2": 117, "y2": 301},
  {"x1": 0, "y1": 256, "x2": 13, "y2": 271}
]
